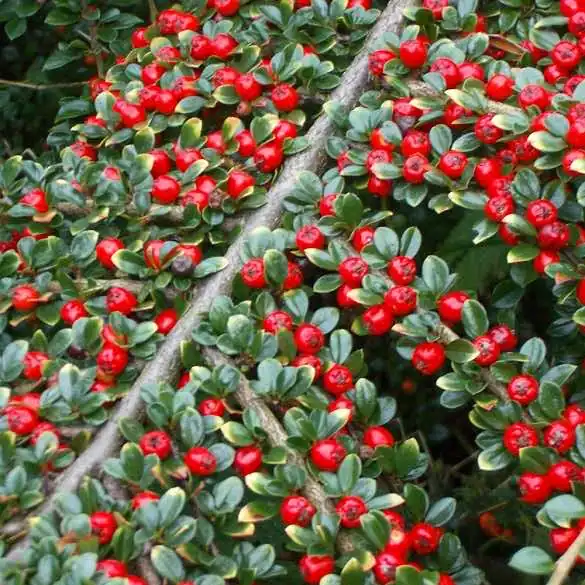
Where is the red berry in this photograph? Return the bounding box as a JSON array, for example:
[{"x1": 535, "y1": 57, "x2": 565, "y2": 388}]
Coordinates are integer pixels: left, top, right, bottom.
[
  {"x1": 363, "y1": 426, "x2": 395, "y2": 448},
  {"x1": 96, "y1": 238, "x2": 124, "y2": 270},
  {"x1": 281, "y1": 495, "x2": 316, "y2": 527},
  {"x1": 486, "y1": 75, "x2": 515, "y2": 101},
  {"x1": 401, "y1": 130, "x2": 430, "y2": 157},
  {"x1": 227, "y1": 170, "x2": 255, "y2": 198},
  {"x1": 106, "y1": 287, "x2": 138, "y2": 315},
  {"x1": 443, "y1": 102, "x2": 472, "y2": 127},
  {"x1": 319, "y1": 194, "x2": 337, "y2": 216},
  {"x1": 475, "y1": 158, "x2": 503, "y2": 188},
  {"x1": 23, "y1": 351, "x2": 49, "y2": 380},
  {"x1": 368, "y1": 176, "x2": 393, "y2": 197},
  {"x1": 423, "y1": 0, "x2": 449, "y2": 18},
  {"x1": 438, "y1": 151, "x2": 468, "y2": 179},
  {"x1": 499, "y1": 223, "x2": 520, "y2": 246},
  {"x1": 507, "y1": 375, "x2": 539, "y2": 405},
  {"x1": 459, "y1": 61, "x2": 484, "y2": 81},
  {"x1": 537, "y1": 221, "x2": 570, "y2": 250},
  {"x1": 299, "y1": 555, "x2": 335, "y2": 585},
  {"x1": 502, "y1": 422, "x2": 538, "y2": 456},
  {"x1": 412, "y1": 342, "x2": 445, "y2": 375},
  {"x1": 241, "y1": 258, "x2": 266, "y2": 289},
  {"x1": 437, "y1": 291, "x2": 469, "y2": 323},
  {"x1": 548, "y1": 460, "x2": 581, "y2": 492},
  {"x1": 175, "y1": 147, "x2": 202, "y2": 172},
  {"x1": 131, "y1": 491, "x2": 160, "y2": 509},
  {"x1": 373, "y1": 551, "x2": 405, "y2": 585},
  {"x1": 336, "y1": 496, "x2": 367, "y2": 528},
  {"x1": 263, "y1": 310, "x2": 293, "y2": 334},
  {"x1": 551, "y1": 41, "x2": 581, "y2": 71},
  {"x1": 296, "y1": 226, "x2": 326, "y2": 251},
  {"x1": 370, "y1": 128, "x2": 394, "y2": 152},
  {"x1": 154, "y1": 308, "x2": 179, "y2": 335},
  {"x1": 97, "y1": 343, "x2": 129, "y2": 376},
  {"x1": 403, "y1": 154, "x2": 429, "y2": 183},
  {"x1": 368, "y1": 50, "x2": 395, "y2": 76},
  {"x1": 211, "y1": 33, "x2": 238, "y2": 59},
  {"x1": 295, "y1": 323, "x2": 325, "y2": 355},
  {"x1": 6, "y1": 406, "x2": 38, "y2": 435},
  {"x1": 90, "y1": 511, "x2": 117, "y2": 544},
  {"x1": 323, "y1": 364, "x2": 353, "y2": 395},
  {"x1": 113, "y1": 100, "x2": 146, "y2": 127},
  {"x1": 564, "y1": 404, "x2": 585, "y2": 427},
  {"x1": 562, "y1": 149, "x2": 585, "y2": 176},
  {"x1": 96, "y1": 560, "x2": 127, "y2": 578},
  {"x1": 234, "y1": 445, "x2": 263, "y2": 475},
  {"x1": 561, "y1": 0, "x2": 585, "y2": 16},
  {"x1": 254, "y1": 142, "x2": 284, "y2": 173},
  {"x1": 328, "y1": 396, "x2": 354, "y2": 420},
  {"x1": 517, "y1": 85, "x2": 550, "y2": 110},
  {"x1": 518, "y1": 472, "x2": 553, "y2": 504},
  {"x1": 525, "y1": 200, "x2": 558, "y2": 228},
  {"x1": 184, "y1": 446, "x2": 217, "y2": 475},
  {"x1": 271, "y1": 84, "x2": 299, "y2": 112},
  {"x1": 544, "y1": 419, "x2": 576, "y2": 453},
  {"x1": 399, "y1": 39, "x2": 428, "y2": 69},
  {"x1": 430, "y1": 58, "x2": 461, "y2": 88},
  {"x1": 384, "y1": 286, "x2": 417, "y2": 316},
  {"x1": 310, "y1": 438, "x2": 346, "y2": 471},
  {"x1": 152, "y1": 175, "x2": 181, "y2": 204},
  {"x1": 484, "y1": 195, "x2": 515, "y2": 223},
  {"x1": 337, "y1": 284, "x2": 359, "y2": 309},
  {"x1": 215, "y1": 0, "x2": 240, "y2": 16},
  {"x1": 473, "y1": 335, "x2": 501, "y2": 366},
  {"x1": 363, "y1": 304, "x2": 394, "y2": 335},
  {"x1": 283, "y1": 261, "x2": 304, "y2": 290},
  {"x1": 150, "y1": 149, "x2": 173, "y2": 177},
  {"x1": 534, "y1": 250, "x2": 560, "y2": 274},
  {"x1": 12, "y1": 285, "x2": 40, "y2": 312},
  {"x1": 387, "y1": 256, "x2": 417, "y2": 285},
  {"x1": 567, "y1": 120, "x2": 585, "y2": 147},
  {"x1": 30, "y1": 421, "x2": 59, "y2": 444},
  {"x1": 236, "y1": 130, "x2": 256, "y2": 157},
  {"x1": 21, "y1": 188, "x2": 49, "y2": 213},
  {"x1": 235, "y1": 73, "x2": 262, "y2": 101},
  {"x1": 292, "y1": 355, "x2": 323, "y2": 379},
  {"x1": 410, "y1": 523, "x2": 442, "y2": 554},
  {"x1": 551, "y1": 527, "x2": 579, "y2": 555},
  {"x1": 339, "y1": 256, "x2": 369, "y2": 287},
  {"x1": 273, "y1": 120, "x2": 298, "y2": 143},
  {"x1": 198, "y1": 398, "x2": 225, "y2": 417},
  {"x1": 131, "y1": 27, "x2": 149, "y2": 48},
  {"x1": 474, "y1": 114, "x2": 504, "y2": 144}
]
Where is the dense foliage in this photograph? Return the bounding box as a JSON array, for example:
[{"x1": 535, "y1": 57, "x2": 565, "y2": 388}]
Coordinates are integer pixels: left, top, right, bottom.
[{"x1": 2, "y1": 0, "x2": 585, "y2": 584}]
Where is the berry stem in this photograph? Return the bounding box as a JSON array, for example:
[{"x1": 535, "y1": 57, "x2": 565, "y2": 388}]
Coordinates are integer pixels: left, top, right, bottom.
[{"x1": 547, "y1": 524, "x2": 585, "y2": 585}]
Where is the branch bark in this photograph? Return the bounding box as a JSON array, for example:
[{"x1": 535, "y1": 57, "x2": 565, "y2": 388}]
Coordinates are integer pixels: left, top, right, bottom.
[
  {"x1": 547, "y1": 524, "x2": 585, "y2": 585},
  {"x1": 4, "y1": 0, "x2": 414, "y2": 560},
  {"x1": 0, "y1": 80, "x2": 86, "y2": 91}
]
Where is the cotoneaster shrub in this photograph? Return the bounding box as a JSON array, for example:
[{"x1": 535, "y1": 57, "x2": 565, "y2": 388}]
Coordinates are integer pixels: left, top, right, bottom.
[{"x1": 2, "y1": 0, "x2": 585, "y2": 584}]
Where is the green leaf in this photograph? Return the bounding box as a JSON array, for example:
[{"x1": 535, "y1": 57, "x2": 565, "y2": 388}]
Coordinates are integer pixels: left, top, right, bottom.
[
  {"x1": 461, "y1": 299, "x2": 489, "y2": 338},
  {"x1": 544, "y1": 495, "x2": 585, "y2": 528},
  {"x1": 421, "y1": 255, "x2": 449, "y2": 296},
  {"x1": 425, "y1": 497, "x2": 456, "y2": 526},
  {"x1": 374, "y1": 227, "x2": 399, "y2": 259},
  {"x1": 5, "y1": 18, "x2": 26, "y2": 40},
  {"x1": 112, "y1": 250, "x2": 145, "y2": 275},
  {"x1": 264, "y1": 249, "x2": 288, "y2": 286},
  {"x1": 429, "y1": 124, "x2": 452, "y2": 155},
  {"x1": 360, "y1": 511, "x2": 390, "y2": 550},
  {"x1": 445, "y1": 339, "x2": 479, "y2": 363},
  {"x1": 520, "y1": 337, "x2": 546, "y2": 372},
  {"x1": 221, "y1": 422, "x2": 254, "y2": 446},
  {"x1": 338, "y1": 454, "x2": 361, "y2": 493},
  {"x1": 509, "y1": 547, "x2": 554, "y2": 576},
  {"x1": 158, "y1": 488, "x2": 186, "y2": 528},
  {"x1": 151, "y1": 545, "x2": 185, "y2": 582}
]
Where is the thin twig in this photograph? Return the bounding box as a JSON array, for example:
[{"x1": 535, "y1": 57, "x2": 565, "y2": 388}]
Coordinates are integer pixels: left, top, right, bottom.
[
  {"x1": 547, "y1": 525, "x2": 585, "y2": 585},
  {"x1": 148, "y1": 0, "x2": 158, "y2": 21},
  {"x1": 0, "y1": 80, "x2": 86, "y2": 91}
]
